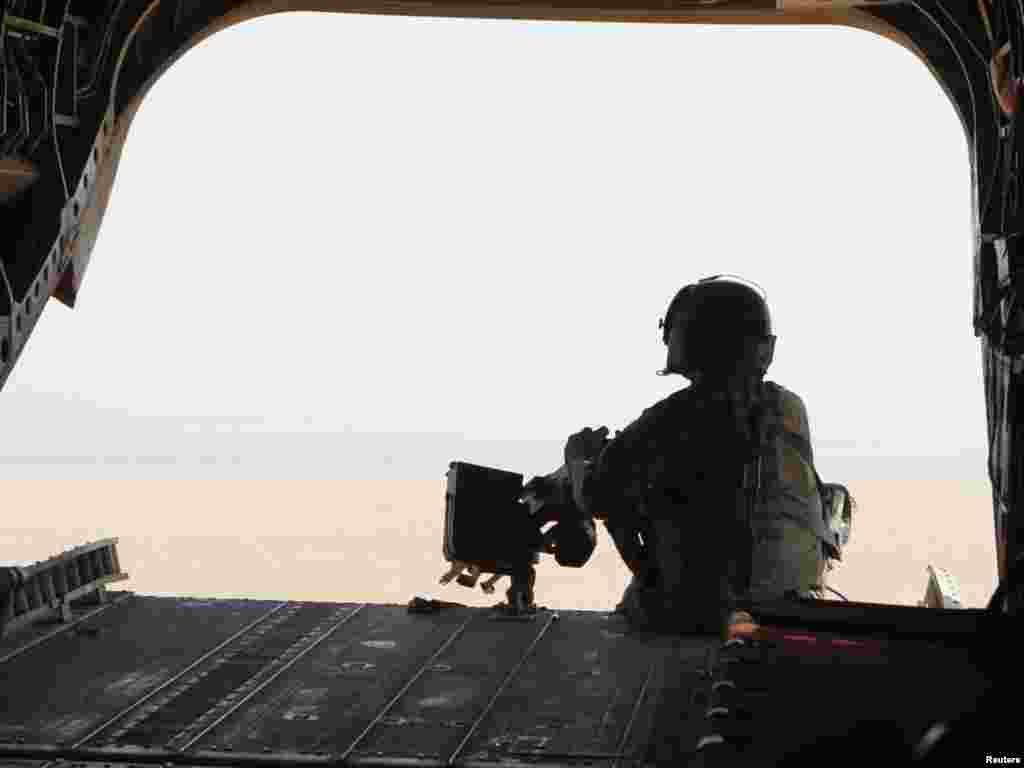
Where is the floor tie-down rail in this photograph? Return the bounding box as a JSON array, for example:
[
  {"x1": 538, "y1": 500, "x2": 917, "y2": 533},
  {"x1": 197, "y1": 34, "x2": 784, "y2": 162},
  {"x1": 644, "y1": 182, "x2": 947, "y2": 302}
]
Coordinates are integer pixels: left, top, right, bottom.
[
  {"x1": 0, "y1": 538, "x2": 129, "y2": 638},
  {"x1": 0, "y1": 592, "x2": 1000, "y2": 766}
]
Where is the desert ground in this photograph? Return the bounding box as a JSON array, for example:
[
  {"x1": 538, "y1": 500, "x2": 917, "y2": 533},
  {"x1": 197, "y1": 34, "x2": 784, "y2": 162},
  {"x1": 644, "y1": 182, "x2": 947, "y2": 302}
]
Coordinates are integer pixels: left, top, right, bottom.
[{"x1": 0, "y1": 478, "x2": 998, "y2": 610}]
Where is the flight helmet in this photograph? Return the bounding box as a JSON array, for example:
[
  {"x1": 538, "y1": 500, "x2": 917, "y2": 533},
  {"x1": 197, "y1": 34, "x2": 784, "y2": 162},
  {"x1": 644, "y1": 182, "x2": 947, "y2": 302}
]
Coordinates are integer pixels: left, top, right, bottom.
[{"x1": 658, "y1": 275, "x2": 776, "y2": 378}]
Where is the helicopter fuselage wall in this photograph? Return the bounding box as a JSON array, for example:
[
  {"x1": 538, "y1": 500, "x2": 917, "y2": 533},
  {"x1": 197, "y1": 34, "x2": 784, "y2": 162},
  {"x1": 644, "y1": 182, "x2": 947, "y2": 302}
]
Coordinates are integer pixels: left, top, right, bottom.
[{"x1": 1, "y1": 1, "x2": 1014, "y2": 595}]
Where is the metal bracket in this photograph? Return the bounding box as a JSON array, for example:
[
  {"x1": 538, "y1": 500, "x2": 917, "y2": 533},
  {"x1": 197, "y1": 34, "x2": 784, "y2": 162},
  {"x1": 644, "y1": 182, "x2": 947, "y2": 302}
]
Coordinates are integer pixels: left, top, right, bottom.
[
  {"x1": 0, "y1": 3, "x2": 71, "y2": 158},
  {"x1": 0, "y1": 538, "x2": 129, "y2": 638},
  {"x1": 976, "y1": 236, "x2": 1024, "y2": 368},
  {"x1": 918, "y1": 565, "x2": 964, "y2": 609}
]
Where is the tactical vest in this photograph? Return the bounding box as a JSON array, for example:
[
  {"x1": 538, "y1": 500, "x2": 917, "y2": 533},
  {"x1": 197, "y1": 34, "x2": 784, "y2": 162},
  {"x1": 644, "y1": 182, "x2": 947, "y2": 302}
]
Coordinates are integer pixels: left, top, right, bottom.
[
  {"x1": 747, "y1": 381, "x2": 829, "y2": 598},
  {"x1": 756, "y1": 381, "x2": 830, "y2": 544},
  {"x1": 639, "y1": 380, "x2": 830, "y2": 602}
]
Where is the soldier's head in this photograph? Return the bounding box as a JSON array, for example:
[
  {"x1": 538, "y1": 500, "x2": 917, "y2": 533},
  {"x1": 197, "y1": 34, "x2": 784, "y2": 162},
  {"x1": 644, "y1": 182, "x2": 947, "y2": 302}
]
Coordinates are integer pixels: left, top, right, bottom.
[{"x1": 658, "y1": 276, "x2": 776, "y2": 381}]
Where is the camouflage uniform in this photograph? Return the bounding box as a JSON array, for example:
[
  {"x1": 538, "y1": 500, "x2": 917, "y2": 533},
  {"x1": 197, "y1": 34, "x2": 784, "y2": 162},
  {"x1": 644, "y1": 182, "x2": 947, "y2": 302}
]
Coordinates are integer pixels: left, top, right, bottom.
[
  {"x1": 749, "y1": 381, "x2": 829, "y2": 600},
  {"x1": 576, "y1": 379, "x2": 827, "y2": 628}
]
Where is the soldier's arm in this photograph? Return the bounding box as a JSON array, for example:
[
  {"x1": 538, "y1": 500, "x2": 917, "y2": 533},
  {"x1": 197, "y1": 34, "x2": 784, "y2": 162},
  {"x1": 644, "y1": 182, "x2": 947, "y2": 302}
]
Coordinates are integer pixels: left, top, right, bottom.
[
  {"x1": 573, "y1": 411, "x2": 662, "y2": 577},
  {"x1": 573, "y1": 414, "x2": 649, "y2": 522}
]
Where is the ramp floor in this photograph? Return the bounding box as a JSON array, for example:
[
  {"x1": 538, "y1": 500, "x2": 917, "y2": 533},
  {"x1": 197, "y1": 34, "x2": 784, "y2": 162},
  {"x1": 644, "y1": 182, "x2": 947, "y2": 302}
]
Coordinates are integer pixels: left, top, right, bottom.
[{"x1": 0, "y1": 592, "x2": 996, "y2": 767}]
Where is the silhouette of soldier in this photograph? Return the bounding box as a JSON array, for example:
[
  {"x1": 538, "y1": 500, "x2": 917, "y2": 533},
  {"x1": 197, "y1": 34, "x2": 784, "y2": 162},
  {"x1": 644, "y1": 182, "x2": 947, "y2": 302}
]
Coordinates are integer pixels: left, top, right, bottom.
[{"x1": 564, "y1": 276, "x2": 833, "y2": 631}]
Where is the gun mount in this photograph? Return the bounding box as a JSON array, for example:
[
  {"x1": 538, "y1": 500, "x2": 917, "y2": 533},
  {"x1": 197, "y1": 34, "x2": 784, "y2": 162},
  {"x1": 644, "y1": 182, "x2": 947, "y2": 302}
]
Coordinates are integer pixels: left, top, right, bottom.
[{"x1": 440, "y1": 461, "x2": 597, "y2": 616}]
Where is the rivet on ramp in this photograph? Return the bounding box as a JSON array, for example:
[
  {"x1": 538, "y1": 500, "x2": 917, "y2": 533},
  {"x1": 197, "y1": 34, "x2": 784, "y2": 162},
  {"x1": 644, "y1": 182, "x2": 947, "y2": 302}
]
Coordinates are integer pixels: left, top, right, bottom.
[
  {"x1": 361, "y1": 640, "x2": 397, "y2": 649},
  {"x1": 696, "y1": 733, "x2": 726, "y2": 751}
]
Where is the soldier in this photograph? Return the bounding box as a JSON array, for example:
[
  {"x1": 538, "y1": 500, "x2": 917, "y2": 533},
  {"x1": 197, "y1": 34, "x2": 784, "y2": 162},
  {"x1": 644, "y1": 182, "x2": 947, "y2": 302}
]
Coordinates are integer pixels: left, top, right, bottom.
[{"x1": 564, "y1": 276, "x2": 833, "y2": 631}]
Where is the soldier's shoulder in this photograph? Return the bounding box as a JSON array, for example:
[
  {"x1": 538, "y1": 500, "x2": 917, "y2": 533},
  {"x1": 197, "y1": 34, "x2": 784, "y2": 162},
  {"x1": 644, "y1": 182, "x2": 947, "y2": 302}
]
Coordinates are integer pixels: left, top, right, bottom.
[
  {"x1": 766, "y1": 380, "x2": 808, "y2": 409},
  {"x1": 766, "y1": 381, "x2": 812, "y2": 435},
  {"x1": 623, "y1": 386, "x2": 694, "y2": 433},
  {"x1": 643, "y1": 385, "x2": 695, "y2": 417}
]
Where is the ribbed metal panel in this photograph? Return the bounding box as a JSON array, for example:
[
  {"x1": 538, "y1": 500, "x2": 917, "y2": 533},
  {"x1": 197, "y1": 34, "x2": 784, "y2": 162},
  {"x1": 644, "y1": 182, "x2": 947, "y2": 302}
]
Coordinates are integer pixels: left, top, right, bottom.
[{"x1": 0, "y1": 595, "x2": 998, "y2": 766}]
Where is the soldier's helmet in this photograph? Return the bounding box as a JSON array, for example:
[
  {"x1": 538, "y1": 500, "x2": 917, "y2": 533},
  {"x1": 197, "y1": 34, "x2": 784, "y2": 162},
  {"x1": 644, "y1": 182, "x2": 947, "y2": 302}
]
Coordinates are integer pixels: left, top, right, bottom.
[{"x1": 658, "y1": 276, "x2": 776, "y2": 378}]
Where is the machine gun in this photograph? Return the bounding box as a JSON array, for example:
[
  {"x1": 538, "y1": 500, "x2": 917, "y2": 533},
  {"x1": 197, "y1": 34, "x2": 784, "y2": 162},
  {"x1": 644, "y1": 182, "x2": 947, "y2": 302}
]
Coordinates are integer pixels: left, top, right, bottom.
[
  {"x1": 438, "y1": 461, "x2": 597, "y2": 616},
  {"x1": 433, "y1": 434, "x2": 856, "y2": 617}
]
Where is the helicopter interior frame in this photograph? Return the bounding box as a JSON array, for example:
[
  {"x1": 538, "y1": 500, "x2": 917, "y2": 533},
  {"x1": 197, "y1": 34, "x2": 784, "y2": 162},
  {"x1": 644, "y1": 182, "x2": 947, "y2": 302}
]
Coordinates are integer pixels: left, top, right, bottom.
[{"x1": 0, "y1": 0, "x2": 1021, "y2": 610}]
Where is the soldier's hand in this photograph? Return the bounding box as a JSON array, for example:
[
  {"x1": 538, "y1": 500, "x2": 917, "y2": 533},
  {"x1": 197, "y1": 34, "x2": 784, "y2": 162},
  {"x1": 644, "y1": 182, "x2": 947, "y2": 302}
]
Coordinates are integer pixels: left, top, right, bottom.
[{"x1": 564, "y1": 426, "x2": 610, "y2": 463}]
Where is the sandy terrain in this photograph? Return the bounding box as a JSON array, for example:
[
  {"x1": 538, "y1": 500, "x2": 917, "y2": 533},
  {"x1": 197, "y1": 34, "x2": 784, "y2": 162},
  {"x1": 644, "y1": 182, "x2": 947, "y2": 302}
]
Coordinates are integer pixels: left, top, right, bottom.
[{"x1": 0, "y1": 478, "x2": 999, "y2": 609}]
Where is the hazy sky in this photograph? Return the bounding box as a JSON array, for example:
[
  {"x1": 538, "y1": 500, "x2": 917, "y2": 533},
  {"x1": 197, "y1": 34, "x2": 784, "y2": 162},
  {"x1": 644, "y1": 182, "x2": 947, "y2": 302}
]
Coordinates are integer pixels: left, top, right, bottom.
[{"x1": 1, "y1": 13, "x2": 984, "y2": 484}]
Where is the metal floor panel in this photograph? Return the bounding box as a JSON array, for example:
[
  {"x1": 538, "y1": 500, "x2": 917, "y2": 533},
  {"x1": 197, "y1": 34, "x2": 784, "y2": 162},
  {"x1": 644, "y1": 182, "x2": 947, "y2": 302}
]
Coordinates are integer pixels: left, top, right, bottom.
[
  {"x1": 94, "y1": 602, "x2": 360, "y2": 750},
  {"x1": 0, "y1": 595, "x2": 285, "y2": 746},
  {"x1": 344, "y1": 610, "x2": 558, "y2": 763},
  {"x1": 0, "y1": 592, "x2": 131, "y2": 663},
  {"x1": 0, "y1": 595, "x2": 999, "y2": 767},
  {"x1": 635, "y1": 635, "x2": 718, "y2": 766},
  {"x1": 706, "y1": 640, "x2": 990, "y2": 762},
  {"x1": 454, "y1": 611, "x2": 689, "y2": 764},
  {"x1": 190, "y1": 604, "x2": 476, "y2": 756}
]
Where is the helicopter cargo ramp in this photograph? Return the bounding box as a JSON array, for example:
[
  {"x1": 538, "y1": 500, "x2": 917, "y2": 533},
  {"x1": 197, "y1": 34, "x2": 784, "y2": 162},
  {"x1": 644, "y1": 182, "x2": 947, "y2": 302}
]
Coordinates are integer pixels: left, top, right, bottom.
[{"x1": 0, "y1": 592, "x2": 996, "y2": 767}]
